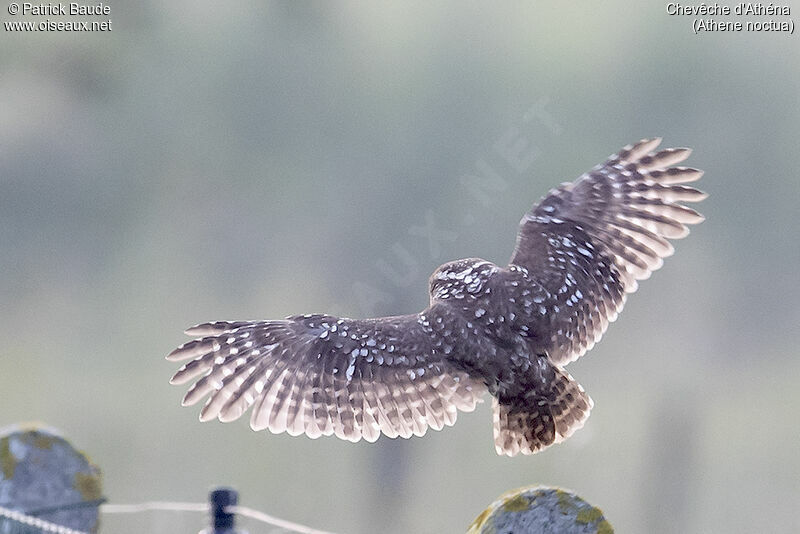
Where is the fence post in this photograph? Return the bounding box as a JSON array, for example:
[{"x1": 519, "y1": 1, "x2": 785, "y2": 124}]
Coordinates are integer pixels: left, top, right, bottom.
[
  {"x1": 0, "y1": 424, "x2": 103, "y2": 533},
  {"x1": 468, "y1": 485, "x2": 613, "y2": 533},
  {"x1": 210, "y1": 487, "x2": 238, "y2": 534}
]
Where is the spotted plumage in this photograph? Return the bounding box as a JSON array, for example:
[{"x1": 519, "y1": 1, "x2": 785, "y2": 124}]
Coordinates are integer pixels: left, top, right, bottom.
[{"x1": 167, "y1": 138, "x2": 705, "y2": 455}]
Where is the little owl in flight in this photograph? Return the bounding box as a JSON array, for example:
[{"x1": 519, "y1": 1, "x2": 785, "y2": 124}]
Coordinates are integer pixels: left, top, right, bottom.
[{"x1": 167, "y1": 138, "x2": 705, "y2": 456}]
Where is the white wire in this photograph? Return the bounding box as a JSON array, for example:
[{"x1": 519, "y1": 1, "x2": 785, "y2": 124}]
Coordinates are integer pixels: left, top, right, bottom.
[
  {"x1": 99, "y1": 501, "x2": 338, "y2": 534},
  {"x1": 101, "y1": 501, "x2": 208, "y2": 513},
  {"x1": 0, "y1": 500, "x2": 336, "y2": 534},
  {"x1": 228, "y1": 505, "x2": 338, "y2": 534},
  {"x1": 0, "y1": 505, "x2": 89, "y2": 534}
]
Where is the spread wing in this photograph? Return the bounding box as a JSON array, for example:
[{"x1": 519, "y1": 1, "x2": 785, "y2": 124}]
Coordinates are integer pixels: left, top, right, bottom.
[
  {"x1": 509, "y1": 138, "x2": 706, "y2": 365},
  {"x1": 167, "y1": 312, "x2": 485, "y2": 443}
]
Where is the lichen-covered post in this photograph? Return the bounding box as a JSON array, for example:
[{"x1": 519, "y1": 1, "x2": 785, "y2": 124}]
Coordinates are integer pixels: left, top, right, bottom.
[
  {"x1": 468, "y1": 486, "x2": 613, "y2": 534},
  {"x1": 0, "y1": 424, "x2": 104, "y2": 533}
]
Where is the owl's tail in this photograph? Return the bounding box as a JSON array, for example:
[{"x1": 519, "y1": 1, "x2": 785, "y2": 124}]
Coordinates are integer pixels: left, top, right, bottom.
[{"x1": 492, "y1": 365, "x2": 593, "y2": 456}]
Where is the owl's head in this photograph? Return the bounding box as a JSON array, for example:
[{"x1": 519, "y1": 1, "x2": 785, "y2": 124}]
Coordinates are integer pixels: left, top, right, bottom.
[{"x1": 429, "y1": 258, "x2": 498, "y2": 302}]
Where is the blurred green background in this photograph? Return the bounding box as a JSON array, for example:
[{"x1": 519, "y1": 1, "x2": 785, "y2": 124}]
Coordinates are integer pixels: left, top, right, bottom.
[{"x1": 2, "y1": 2, "x2": 798, "y2": 533}]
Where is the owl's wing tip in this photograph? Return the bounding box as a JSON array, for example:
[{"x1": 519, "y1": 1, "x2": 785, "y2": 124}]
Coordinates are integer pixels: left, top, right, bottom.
[
  {"x1": 184, "y1": 324, "x2": 213, "y2": 336},
  {"x1": 165, "y1": 347, "x2": 187, "y2": 361}
]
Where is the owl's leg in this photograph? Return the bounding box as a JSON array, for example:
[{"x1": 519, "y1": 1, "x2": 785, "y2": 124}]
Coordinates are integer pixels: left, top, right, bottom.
[{"x1": 492, "y1": 362, "x2": 593, "y2": 456}]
